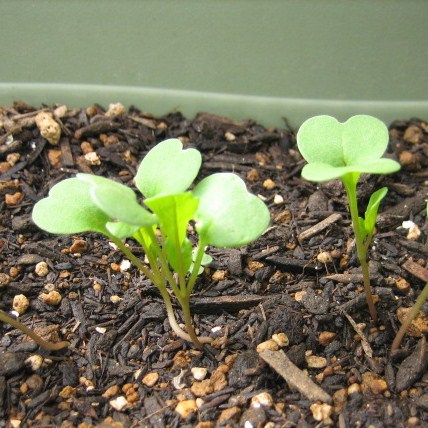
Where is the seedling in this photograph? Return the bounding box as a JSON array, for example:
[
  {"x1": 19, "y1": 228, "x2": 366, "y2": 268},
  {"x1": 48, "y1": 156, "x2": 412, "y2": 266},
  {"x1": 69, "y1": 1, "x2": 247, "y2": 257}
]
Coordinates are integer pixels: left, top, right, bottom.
[
  {"x1": 297, "y1": 115, "x2": 401, "y2": 322},
  {"x1": 391, "y1": 203, "x2": 428, "y2": 353},
  {"x1": 32, "y1": 139, "x2": 270, "y2": 349},
  {"x1": 0, "y1": 309, "x2": 70, "y2": 351}
]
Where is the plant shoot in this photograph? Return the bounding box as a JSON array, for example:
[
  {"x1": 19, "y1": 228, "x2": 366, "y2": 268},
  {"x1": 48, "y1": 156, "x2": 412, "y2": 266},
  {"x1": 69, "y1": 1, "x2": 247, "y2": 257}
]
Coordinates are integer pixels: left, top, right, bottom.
[
  {"x1": 32, "y1": 139, "x2": 270, "y2": 349},
  {"x1": 297, "y1": 115, "x2": 401, "y2": 322}
]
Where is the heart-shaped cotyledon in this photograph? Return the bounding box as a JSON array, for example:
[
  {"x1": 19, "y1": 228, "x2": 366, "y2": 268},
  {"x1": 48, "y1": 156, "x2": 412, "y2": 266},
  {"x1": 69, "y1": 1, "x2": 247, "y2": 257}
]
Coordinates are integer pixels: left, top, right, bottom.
[{"x1": 297, "y1": 115, "x2": 400, "y2": 182}]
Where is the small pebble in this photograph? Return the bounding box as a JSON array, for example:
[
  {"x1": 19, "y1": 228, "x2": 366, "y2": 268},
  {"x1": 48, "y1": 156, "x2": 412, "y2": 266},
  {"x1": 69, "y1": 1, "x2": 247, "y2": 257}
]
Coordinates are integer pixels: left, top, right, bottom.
[
  {"x1": 6, "y1": 153, "x2": 20, "y2": 166},
  {"x1": 12, "y1": 294, "x2": 29, "y2": 315},
  {"x1": 403, "y1": 125, "x2": 423, "y2": 144},
  {"x1": 48, "y1": 150, "x2": 62, "y2": 167},
  {"x1": 119, "y1": 259, "x2": 131, "y2": 271},
  {"x1": 395, "y1": 277, "x2": 411, "y2": 293},
  {"x1": 5, "y1": 192, "x2": 22, "y2": 206},
  {"x1": 396, "y1": 307, "x2": 428, "y2": 337},
  {"x1": 251, "y1": 392, "x2": 273, "y2": 408},
  {"x1": 102, "y1": 385, "x2": 121, "y2": 399},
  {"x1": 294, "y1": 290, "x2": 307, "y2": 302},
  {"x1": 273, "y1": 194, "x2": 284, "y2": 204},
  {"x1": 59, "y1": 385, "x2": 76, "y2": 399},
  {"x1": 110, "y1": 295, "x2": 123, "y2": 304},
  {"x1": 142, "y1": 372, "x2": 159, "y2": 387},
  {"x1": 263, "y1": 178, "x2": 276, "y2": 190},
  {"x1": 306, "y1": 354, "x2": 328, "y2": 369},
  {"x1": 218, "y1": 406, "x2": 241, "y2": 424},
  {"x1": 25, "y1": 355, "x2": 44, "y2": 371},
  {"x1": 361, "y1": 372, "x2": 388, "y2": 395},
  {"x1": 347, "y1": 383, "x2": 362, "y2": 395},
  {"x1": 69, "y1": 239, "x2": 88, "y2": 254},
  {"x1": 109, "y1": 396, "x2": 129, "y2": 411},
  {"x1": 53, "y1": 104, "x2": 67, "y2": 118},
  {"x1": 310, "y1": 403, "x2": 333, "y2": 424},
  {"x1": 35, "y1": 261, "x2": 49, "y2": 277},
  {"x1": 39, "y1": 290, "x2": 62, "y2": 305},
  {"x1": 26, "y1": 374, "x2": 43, "y2": 390},
  {"x1": 175, "y1": 399, "x2": 198, "y2": 418},
  {"x1": 224, "y1": 131, "x2": 236, "y2": 142},
  {"x1": 191, "y1": 379, "x2": 213, "y2": 397},
  {"x1": 256, "y1": 339, "x2": 279, "y2": 353},
  {"x1": 84, "y1": 152, "x2": 101, "y2": 166},
  {"x1": 191, "y1": 367, "x2": 208, "y2": 381},
  {"x1": 246, "y1": 169, "x2": 260, "y2": 182},
  {"x1": 81, "y1": 141, "x2": 94, "y2": 154},
  {"x1": 212, "y1": 270, "x2": 228, "y2": 281},
  {"x1": 317, "y1": 251, "x2": 333, "y2": 264},
  {"x1": 271, "y1": 333, "x2": 289, "y2": 347},
  {"x1": 105, "y1": 102, "x2": 125, "y2": 117},
  {"x1": 0, "y1": 273, "x2": 10, "y2": 287},
  {"x1": 35, "y1": 111, "x2": 61, "y2": 145},
  {"x1": 318, "y1": 331, "x2": 337, "y2": 346}
]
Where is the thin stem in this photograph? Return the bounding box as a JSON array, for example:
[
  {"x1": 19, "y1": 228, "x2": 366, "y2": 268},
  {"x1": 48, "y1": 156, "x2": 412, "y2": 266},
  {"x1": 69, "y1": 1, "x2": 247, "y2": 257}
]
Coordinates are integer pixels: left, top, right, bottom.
[
  {"x1": 343, "y1": 174, "x2": 378, "y2": 322},
  {"x1": 158, "y1": 287, "x2": 211, "y2": 348},
  {"x1": 186, "y1": 241, "x2": 207, "y2": 296},
  {"x1": 0, "y1": 310, "x2": 70, "y2": 351},
  {"x1": 391, "y1": 282, "x2": 428, "y2": 354},
  {"x1": 144, "y1": 228, "x2": 183, "y2": 298},
  {"x1": 176, "y1": 294, "x2": 212, "y2": 348}
]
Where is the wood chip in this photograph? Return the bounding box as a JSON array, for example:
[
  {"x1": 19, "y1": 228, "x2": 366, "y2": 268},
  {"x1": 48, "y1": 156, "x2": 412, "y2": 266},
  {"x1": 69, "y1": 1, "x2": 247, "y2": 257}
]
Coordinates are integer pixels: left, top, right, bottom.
[
  {"x1": 402, "y1": 258, "x2": 428, "y2": 282},
  {"x1": 342, "y1": 311, "x2": 373, "y2": 358},
  {"x1": 258, "y1": 349, "x2": 332, "y2": 404},
  {"x1": 190, "y1": 294, "x2": 277, "y2": 314},
  {"x1": 298, "y1": 213, "x2": 342, "y2": 241}
]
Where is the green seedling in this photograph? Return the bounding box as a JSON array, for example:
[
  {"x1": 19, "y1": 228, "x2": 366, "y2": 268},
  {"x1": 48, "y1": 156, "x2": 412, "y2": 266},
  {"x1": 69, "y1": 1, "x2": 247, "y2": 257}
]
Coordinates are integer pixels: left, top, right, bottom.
[
  {"x1": 0, "y1": 309, "x2": 70, "y2": 351},
  {"x1": 32, "y1": 138, "x2": 270, "y2": 349},
  {"x1": 297, "y1": 115, "x2": 401, "y2": 322},
  {"x1": 391, "y1": 203, "x2": 428, "y2": 354}
]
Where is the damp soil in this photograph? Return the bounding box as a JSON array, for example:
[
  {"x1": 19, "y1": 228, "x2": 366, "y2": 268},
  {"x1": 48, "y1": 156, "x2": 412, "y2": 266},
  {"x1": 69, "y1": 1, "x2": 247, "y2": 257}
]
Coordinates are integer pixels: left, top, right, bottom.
[{"x1": 0, "y1": 101, "x2": 427, "y2": 428}]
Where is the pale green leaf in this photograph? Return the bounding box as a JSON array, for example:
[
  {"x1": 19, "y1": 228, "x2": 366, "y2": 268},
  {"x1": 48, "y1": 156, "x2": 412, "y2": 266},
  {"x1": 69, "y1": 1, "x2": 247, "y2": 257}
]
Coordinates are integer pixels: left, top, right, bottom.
[
  {"x1": 145, "y1": 192, "x2": 199, "y2": 273},
  {"x1": 363, "y1": 187, "x2": 388, "y2": 235},
  {"x1": 32, "y1": 178, "x2": 110, "y2": 235},
  {"x1": 193, "y1": 173, "x2": 270, "y2": 247},
  {"x1": 297, "y1": 115, "x2": 400, "y2": 182},
  {"x1": 135, "y1": 139, "x2": 202, "y2": 198},
  {"x1": 77, "y1": 173, "x2": 156, "y2": 227}
]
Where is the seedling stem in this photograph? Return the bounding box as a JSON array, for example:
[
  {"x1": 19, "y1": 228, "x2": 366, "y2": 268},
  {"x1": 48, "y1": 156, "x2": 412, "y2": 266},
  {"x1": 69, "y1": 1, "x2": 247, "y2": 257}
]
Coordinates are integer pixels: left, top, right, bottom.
[{"x1": 343, "y1": 173, "x2": 377, "y2": 322}]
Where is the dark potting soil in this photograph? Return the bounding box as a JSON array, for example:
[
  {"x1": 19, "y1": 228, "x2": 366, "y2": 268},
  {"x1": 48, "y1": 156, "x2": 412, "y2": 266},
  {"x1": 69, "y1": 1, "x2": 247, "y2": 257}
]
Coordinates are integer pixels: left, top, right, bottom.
[{"x1": 0, "y1": 101, "x2": 427, "y2": 427}]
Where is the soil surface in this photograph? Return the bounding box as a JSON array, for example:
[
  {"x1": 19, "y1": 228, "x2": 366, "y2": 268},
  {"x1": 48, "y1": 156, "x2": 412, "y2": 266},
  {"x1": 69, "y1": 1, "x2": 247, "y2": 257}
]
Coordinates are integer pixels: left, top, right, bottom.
[{"x1": 0, "y1": 101, "x2": 427, "y2": 428}]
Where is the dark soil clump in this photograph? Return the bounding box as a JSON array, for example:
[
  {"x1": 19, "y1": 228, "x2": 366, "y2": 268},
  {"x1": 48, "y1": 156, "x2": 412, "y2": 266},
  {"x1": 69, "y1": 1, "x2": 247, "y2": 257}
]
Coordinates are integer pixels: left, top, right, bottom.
[{"x1": 0, "y1": 101, "x2": 427, "y2": 427}]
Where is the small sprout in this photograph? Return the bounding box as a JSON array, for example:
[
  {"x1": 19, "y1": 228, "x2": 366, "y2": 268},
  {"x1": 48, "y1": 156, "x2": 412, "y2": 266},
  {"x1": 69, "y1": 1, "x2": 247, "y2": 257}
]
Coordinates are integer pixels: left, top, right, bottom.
[
  {"x1": 32, "y1": 138, "x2": 270, "y2": 349},
  {"x1": 391, "y1": 203, "x2": 428, "y2": 353},
  {"x1": 297, "y1": 115, "x2": 400, "y2": 322}
]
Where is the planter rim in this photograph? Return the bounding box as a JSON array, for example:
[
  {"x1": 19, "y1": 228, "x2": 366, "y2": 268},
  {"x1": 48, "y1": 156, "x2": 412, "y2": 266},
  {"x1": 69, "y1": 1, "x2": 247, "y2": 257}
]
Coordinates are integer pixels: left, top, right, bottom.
[{"x1": 1, "y1": 83, "x2": 427, "y2": 128}]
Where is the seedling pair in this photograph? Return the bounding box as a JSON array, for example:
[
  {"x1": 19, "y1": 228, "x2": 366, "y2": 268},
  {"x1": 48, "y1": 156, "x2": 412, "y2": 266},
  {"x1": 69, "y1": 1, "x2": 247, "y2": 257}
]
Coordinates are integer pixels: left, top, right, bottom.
[
  {"x1": 297, "y1": 115, "x2": 401, "y2": 322},
  {"x1": 31, "y1": 139, "x2": 270, "y2": 349}
]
